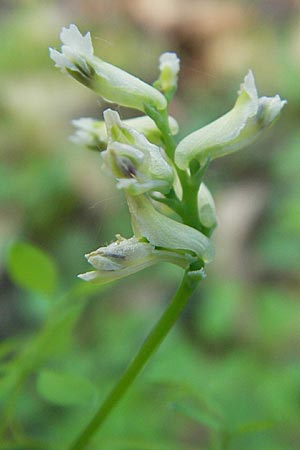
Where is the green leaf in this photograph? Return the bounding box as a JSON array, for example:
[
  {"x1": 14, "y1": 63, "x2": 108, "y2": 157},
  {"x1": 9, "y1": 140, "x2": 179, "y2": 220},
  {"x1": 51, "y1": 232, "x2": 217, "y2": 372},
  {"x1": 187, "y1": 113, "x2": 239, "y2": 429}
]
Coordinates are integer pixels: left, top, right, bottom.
[
  {"x1": 36, "y1": 369, "x2": 96, "y2": 406},
  {"x1": 172, "y1": 401, "x2": 221, "y2": 431},
  {"x1": 6, "y1": 241, "x2": 58, "y2": 296}
]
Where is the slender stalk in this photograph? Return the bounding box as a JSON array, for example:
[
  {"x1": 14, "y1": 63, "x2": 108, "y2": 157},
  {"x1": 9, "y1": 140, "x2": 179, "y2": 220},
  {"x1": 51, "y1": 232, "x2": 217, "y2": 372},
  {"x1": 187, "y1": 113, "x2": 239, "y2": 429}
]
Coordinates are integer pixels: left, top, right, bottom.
[
  {"x1": 69, "y1": 272, "x2": 200, "y2": 450},
  {"x1": 181, "y1": 176, "x2": 201, "y2": 230}
]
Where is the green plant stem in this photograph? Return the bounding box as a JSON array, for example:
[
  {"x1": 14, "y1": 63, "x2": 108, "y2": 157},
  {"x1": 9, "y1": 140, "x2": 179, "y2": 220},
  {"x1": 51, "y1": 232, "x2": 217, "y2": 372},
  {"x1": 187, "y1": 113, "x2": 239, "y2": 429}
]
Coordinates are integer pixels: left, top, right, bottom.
[
  {"x1": 180, "y1": 175, "x2": 202, "y2": 230},
  {"x1": 144, "y1": 105, "x2": 206, "y2": 231},
  {"x1": 69, "y1": 272, "x2": 200, "y2": 450}
]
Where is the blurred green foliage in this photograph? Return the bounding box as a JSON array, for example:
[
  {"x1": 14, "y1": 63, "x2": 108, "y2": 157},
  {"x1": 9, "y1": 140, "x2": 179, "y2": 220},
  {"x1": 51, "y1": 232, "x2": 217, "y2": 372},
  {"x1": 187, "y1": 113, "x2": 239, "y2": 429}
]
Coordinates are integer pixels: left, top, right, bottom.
[{"x1": 0, "y1": 1, "x2": 300, "y2": 449}]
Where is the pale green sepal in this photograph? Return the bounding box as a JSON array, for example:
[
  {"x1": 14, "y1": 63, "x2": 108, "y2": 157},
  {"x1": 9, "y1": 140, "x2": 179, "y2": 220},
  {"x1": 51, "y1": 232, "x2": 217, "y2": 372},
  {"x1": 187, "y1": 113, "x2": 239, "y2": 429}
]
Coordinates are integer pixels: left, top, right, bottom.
[
  {"x1": 50, "y1": 24, "x2": 167, "y2": 112},
  {"x1": 126, "y1": 195, "x2": 214, "y2": 264},
  {"x1": 78, "y1": 236, "x2": 196, "y2": 284},
  {"x1": 175, "y1": 70, "x2": 286, "y2": 169},
  {"x1": 198, "y1": 183, "x2": 218, "y2": 229},
  {"x1": 102, "y1": 109, "x2": 174, "y2": 195}
]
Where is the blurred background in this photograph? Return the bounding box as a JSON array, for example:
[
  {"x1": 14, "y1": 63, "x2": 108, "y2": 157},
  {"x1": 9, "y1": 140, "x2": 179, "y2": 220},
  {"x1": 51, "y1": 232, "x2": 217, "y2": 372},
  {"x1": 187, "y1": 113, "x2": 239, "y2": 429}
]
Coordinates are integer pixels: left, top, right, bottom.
[{"x1": 0, "y1": 1, "x2": 300, "y2": 449}]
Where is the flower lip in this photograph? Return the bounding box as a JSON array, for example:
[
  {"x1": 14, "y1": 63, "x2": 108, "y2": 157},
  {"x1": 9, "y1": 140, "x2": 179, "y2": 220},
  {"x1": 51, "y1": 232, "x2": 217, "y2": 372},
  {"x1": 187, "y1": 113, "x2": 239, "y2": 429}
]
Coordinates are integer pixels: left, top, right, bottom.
[
  {"x1": 60, "y1": 24, "x2": 94, "y2": 56},
  {"x1": 49, "y1": 24, "x2": 94, "y2": 77}
]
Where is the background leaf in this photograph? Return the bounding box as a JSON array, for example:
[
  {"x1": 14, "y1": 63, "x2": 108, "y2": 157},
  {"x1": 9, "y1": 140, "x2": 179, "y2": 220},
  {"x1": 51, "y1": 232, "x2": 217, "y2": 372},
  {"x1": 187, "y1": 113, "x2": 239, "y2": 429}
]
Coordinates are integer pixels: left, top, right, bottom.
[
  {"x1": 6, "y1": 241, "x2": 58, "y2": 296},
  {"x1": 36, "y1": 369, "x2": 96, "y2": 406}
]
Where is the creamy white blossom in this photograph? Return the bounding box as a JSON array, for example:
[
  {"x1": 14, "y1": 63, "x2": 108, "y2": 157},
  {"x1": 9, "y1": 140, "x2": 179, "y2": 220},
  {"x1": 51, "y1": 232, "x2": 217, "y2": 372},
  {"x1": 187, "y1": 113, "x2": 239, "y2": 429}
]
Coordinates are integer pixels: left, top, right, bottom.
[
  {"x1": 70, "y1": 118, "x2": 107, "y2": 151},
  {"x1": 50, "y1": 24, "x2": 167, "y2": 112},
  {"x1": 50, "y1": 24, "x2": 94, "y2": 77},
  {"x1": 78, "y1": 235, "x2": 196, "y2": 284},
  {"x1": 175, "y1": 70, "x2": 287, "y2": 170},
  {"x1": 127, "y1": 195, "x2": 214, "y2": 264},
  {"x1": 71, "y1": 115, "x2": 179, "y2": 150},
  {"x1": 102, "y1": 109, "x2": 174, "y2": 195},
  {"x1": 158, "y1": 52, "x2": 180, "y2": 92}
]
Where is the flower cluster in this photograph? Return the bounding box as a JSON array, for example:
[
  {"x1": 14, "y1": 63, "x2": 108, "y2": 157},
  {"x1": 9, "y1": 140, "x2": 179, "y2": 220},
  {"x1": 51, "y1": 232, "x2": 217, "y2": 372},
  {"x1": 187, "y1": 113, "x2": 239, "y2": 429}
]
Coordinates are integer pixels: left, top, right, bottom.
[{"x1": 50, "y1": 24, "x2": 286, "y2": 285}]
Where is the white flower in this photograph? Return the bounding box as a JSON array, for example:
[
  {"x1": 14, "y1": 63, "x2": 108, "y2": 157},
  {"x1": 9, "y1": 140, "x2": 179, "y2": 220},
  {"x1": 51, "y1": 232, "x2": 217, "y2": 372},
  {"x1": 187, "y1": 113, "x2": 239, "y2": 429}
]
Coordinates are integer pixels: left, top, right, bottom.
[
  {"x1": 71, "y1": 115, "x2": 179, "y2": 150},
  {"x1": 49, "y1": 24, "x2": 94, "y2": 78},
  {"x1": 50, "y1": 24, "x2": 167, "y2": 112},
  {"x1": 70, "y1": 118, "x2": 107, "y2": 151},
  {"x1": 78, "y1": 236, "x2": 197, "y2": 284},
  {"x1": 127, "y1": 195, "x2": 214, "y2": 264},
  {"x1": 175, "y1": 70, "x2": 287, "y2": 170},
  {"x1": 102, "y1": 109, "x2": 174, "y2": 195},
  {"x1": 158, "y1": 52, "x2": 180, "y2": 92}
]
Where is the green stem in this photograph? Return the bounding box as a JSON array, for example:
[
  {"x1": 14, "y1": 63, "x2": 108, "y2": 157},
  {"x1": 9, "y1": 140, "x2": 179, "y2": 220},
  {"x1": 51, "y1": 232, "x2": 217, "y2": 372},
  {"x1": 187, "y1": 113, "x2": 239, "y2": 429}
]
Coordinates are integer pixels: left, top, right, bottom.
[
  {"x1": 69, "y1": 272, "x2": 200, "y2": 450},
  {"x1": 181, "y1": 175, "x2": 201, "y2": 230}
]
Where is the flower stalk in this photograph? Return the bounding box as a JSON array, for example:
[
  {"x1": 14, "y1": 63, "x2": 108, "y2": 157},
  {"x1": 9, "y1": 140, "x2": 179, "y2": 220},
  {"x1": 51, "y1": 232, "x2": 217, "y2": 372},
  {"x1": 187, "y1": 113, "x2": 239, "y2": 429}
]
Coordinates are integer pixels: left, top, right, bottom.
[
  {"x1": 69, "y1": 270, "x2": 202, "y2": 450},
  {"x1": 49, "y1": 24, "x2": 286, "y2": 450}
]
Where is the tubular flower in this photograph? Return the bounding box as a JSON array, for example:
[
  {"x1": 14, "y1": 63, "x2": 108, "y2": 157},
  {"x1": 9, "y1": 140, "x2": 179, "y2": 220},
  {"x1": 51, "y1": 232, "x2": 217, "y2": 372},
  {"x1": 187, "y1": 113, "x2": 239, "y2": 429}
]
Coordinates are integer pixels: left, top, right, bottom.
[
  {"x1": 102, "y1": 109, "x2": 174, "y2": 195},
  {"x1": 175, "y1": 70, "x2": 286, "y2": 170},
  {"x1": 71, "y1": 115, "x2": 179, "y2": 151},
  {"x1": 50, "y1": 24, "x2": 167, "y2": 112},
  {"x1": 127, "y1": 195, "x2": 214, "y2": 264},
  {"x1": 78, "y1": 235, "x2": 197, "y2": 285}
]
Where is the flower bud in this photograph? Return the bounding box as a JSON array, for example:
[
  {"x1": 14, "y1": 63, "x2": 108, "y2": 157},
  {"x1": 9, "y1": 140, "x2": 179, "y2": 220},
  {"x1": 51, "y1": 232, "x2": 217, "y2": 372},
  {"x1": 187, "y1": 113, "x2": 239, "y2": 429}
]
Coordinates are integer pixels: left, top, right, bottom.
[
  {"x1": 50, "y1": 24, "x2": 167, "y2": 112},
  {"x1": 78, "y1": 235, "x2": 196, "y2": 284},
  {"x1": 175, "y1": 70, "x2": 287, "y2": 170},
  {"x1": 198, "y1": 183, "x2": 218, "y2": 229},
  {"x1": 71, "y1": 115, "x2": 179, "y2": 150},
  {"x1": 157, "y1": 52, "x2": 180, "y2": 94},
  {"x1": 70, "y1": 118, "x2": 107, "y2": 151},
  {"x1": 102, "y1": 109, "x2": 174, "y2": 195},
  {"x1": 127, "y1": 195, "x2": 214, "y2": 264}
]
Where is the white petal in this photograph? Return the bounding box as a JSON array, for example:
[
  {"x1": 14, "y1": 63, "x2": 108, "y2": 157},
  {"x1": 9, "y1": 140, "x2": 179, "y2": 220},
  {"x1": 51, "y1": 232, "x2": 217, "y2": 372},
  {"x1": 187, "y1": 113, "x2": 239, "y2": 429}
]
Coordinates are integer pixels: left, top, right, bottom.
[
  {"x1": 49, "y1": 48, "x2": 73, "y2": 69},
  {"x1": 159, "y1": 52, "x2": 180, "y2": 74},
  {"x1": 60, "y1": 24, "x2": 93, "y2": 56}
]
